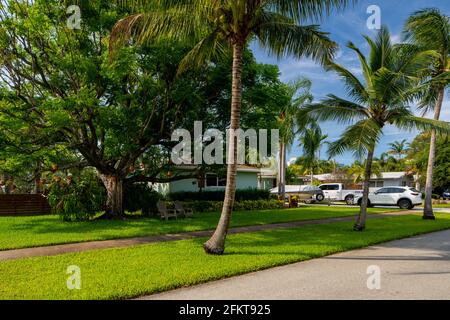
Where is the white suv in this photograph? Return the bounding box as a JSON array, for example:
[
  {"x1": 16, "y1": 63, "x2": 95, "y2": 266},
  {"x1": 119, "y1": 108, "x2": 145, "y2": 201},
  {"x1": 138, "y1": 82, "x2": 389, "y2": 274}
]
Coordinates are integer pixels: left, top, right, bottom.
[{"x1": 355, "y1": 187, "x2": 422, "y2": 209}]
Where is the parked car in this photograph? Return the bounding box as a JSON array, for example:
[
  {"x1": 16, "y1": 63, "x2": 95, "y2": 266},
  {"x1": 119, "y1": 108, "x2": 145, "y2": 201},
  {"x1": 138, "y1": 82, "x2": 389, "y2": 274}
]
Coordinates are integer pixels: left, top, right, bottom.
[
  {"x1": 443, "y1": 189, "x2": 450, "y2": 200},
  {"x1": 270, "y1": 185, "x2": 325, "y2": 202},
  {"x1": 354, "y1": 187, "x2": 422, "y2": 209},
  {"x1": 318, "y1": 183, "x2": 363, "y2": 204}
]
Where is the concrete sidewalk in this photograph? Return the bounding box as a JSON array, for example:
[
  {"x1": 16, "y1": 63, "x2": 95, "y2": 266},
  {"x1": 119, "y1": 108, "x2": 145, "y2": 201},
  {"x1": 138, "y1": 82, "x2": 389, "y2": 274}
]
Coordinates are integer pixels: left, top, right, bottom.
[
  {"x1": 0, "y1": 211, "x2": 413, "y2": 261},
  {"x1": 142, "y1": 229, "x2": 450, "y2": 300}
]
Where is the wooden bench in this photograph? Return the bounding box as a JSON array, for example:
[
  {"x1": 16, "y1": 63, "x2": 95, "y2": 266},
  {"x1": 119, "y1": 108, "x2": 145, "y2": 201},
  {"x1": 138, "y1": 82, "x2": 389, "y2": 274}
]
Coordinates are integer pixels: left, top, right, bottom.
[{"x1": 0, "y1": 194, "x2": 52, "y2": 216}]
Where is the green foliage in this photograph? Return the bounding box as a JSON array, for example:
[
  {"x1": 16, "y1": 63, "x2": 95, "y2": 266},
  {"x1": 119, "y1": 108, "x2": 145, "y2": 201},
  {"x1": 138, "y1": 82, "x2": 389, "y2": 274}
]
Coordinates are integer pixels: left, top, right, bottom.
[
  {"x1": 47, "y1": 170, "x2": 106, "y2": 222},
  {"x1": 167, "y1": 199, "x2": 284, "y2": 213},
  {"x1": 406, "y1": 133, "x2": 450, "y2": 192},
  {"x1": 168, "y1": 189, "x2": 271, "y2": 202},
  {"x1": 123, "y1": 183, "x2": 161, "y2": 216}
]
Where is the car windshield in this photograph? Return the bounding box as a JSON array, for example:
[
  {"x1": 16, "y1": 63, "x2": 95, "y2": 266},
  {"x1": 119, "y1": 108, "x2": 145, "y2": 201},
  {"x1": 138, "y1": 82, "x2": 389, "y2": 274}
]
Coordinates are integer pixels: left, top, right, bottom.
[{"x1": 409, "y1": 188, "x2": 420, "y2": 193}]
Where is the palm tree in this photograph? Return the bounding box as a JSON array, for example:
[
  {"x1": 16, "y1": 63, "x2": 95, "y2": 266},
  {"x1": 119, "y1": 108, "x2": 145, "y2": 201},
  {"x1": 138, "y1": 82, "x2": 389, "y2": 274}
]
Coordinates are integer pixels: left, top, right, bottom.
[
  {"x1": 348, "y1": 160, "x2": 381, "y2": 184},
  {"x1": 404, "y1": 8, "x2": 450, "y2": 220},
  {"x1": 388, "y1": 139, "x2": 409, "y2": 159},
  {"x1": 110, "y1": 0, "x2": 351, "y2": 254},
  {"x1": 301, "y1": 27, "x2": 450, "y2": 231},
  {"x1": 278, "y1": 78, "x2": 313, "y2": 200},
  {"x1": 299, "y1": 126, "x2": 328, "y2": 184}
]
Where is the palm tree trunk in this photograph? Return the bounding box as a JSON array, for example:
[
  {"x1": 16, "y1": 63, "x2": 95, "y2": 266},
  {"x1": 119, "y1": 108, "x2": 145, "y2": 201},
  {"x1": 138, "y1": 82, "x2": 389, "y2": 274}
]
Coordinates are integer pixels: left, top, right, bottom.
[
  {"x1": 354, "y1": 148, "x2": 375, "y2": 231},
  {"x1": 278, "y1": 142, "x2": 286, "y2": 200},
  {"x1": 203, "y1": 41, "x2": 244, "y2": 255},
  {"x1": 423, "y1": 88, "x2": 444, "y2": 220}
]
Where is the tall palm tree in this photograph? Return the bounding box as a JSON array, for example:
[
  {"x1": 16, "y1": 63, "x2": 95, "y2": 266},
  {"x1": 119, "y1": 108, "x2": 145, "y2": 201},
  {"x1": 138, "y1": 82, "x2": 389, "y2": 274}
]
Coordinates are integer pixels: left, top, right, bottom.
[
  {"x1": 110, "y1": 0, "x2": 351, "y2": 254},
  {"x1": 299, "y1": 126, "x2": 328, "y2": 184},
  {"x1": 388, "y1": 139, "x2": 409, "y2": 159},
  {"x1": 404, "y1": 8, "x2": 450, "y2": 220},
  {"x1": 301, "y1": 27, "x2": 450, "y2": 231},
  {"x1": 278, "y1": 78, "x2": 313, "y2": 200}
]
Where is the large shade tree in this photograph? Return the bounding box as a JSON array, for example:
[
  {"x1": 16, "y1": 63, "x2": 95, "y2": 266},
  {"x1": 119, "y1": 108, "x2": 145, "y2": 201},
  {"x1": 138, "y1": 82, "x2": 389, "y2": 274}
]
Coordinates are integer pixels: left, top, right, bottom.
[
  {"x1": 111, "y1": 0, "x2": 353, "y2": 254},
  {"x1": 0, "y1": 0, "x2": 227, "y2": 218},
  {"x1": 404, "y1": 8, "x2": 450, "y2": 220},
  {"x1": 301, "y1": 27, "x2": 450, "y2": 230}
]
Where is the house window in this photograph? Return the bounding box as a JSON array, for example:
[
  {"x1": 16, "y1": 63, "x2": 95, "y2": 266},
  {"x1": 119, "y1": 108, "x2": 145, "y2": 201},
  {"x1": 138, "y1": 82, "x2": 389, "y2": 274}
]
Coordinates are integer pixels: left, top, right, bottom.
[
  {"x1": 206, "y1": 174, "x2": 226, "y2": 187},
  {"x1": 369, "y1": 181, "x2": 384, "y2": 188},
  {"x1": 218, "y1": 176, "x2": 226, "y2": 186}
]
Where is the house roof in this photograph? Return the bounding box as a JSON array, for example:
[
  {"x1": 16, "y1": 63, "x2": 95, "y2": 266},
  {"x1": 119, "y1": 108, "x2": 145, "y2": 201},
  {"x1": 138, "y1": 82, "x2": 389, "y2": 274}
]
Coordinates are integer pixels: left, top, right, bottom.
[
  {"x1": 371, "y1": 172, "x2": 409, "y2": 179},
  {"x1": 312, "y1": 171, "x2": 410, "y2": 181}
]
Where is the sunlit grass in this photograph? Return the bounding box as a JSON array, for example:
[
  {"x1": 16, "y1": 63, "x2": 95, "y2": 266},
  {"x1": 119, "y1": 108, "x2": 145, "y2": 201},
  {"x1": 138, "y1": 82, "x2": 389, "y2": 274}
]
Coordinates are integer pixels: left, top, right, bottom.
[
  {"x1": 0, "y1": 213, "x2": 448, "y2": 300},
  {"x1": 0, "y1": 206, "x2": 400, "y2": 251}
]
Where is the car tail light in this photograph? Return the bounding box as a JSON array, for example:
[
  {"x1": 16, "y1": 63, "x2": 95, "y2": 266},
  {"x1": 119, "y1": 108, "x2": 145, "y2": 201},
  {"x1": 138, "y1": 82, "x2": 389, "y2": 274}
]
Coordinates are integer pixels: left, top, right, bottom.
[{"x1": 411, "y1": 193, "x2": 419, "y2": 196}]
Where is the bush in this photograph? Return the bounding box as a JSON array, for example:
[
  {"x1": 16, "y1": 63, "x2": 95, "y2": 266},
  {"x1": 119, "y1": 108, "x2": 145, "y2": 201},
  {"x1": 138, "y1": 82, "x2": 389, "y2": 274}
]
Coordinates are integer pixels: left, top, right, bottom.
[
  {"x1": 124, "y1": 183, "x2": 161, "y2": 216},
  {"x1": 165, "y1": 199, "x2": 284, "y2": 213},
  {"x1": 168, "y1": 189, "x2": 271, "y2": 202},
  {"x1": 48, "y1": 171, "x2": 106, "y2": 222},
  {"x1": 432, "y1": 194, "x2": 441, "y2": 200}
]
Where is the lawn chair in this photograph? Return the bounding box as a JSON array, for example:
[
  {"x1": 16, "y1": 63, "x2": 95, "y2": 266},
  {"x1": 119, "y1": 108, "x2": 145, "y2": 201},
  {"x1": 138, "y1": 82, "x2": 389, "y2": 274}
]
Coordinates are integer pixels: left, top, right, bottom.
[
  {"x1": 157, "y1": 201, "x2": 177, "y2": 221},
  {"x1": 174, "y1": 201, "x2": 194, "y2": 218}
]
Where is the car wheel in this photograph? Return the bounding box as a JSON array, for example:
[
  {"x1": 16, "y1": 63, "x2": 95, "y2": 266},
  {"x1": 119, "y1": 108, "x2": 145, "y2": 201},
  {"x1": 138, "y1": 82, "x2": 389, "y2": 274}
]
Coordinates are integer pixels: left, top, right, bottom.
[
  {"x1": 345, "y1": 195, "x2": 354, "y2": 205},
  {"x1": 398, "y1": 199, "x2": 413, "y2": 210},
  {"x1": 316, "y1": 193, "x2": 325, "y2": 202}
]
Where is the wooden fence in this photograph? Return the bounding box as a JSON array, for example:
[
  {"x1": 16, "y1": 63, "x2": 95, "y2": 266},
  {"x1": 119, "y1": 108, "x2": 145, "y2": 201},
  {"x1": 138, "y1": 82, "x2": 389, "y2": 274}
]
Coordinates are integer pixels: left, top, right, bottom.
[{"x1": 0, "y1": 194, "x2": 52, "y2": 216}]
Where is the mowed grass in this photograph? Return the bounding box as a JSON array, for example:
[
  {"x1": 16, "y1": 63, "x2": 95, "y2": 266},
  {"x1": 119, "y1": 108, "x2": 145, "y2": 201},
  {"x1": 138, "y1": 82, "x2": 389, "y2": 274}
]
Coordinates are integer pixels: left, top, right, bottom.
[
  {"x1": 0, "y1": 206, "x2": 398, "y2": 250},
  {"x1": 1, "y1": 213, "x2": 449, "y2": 300}
]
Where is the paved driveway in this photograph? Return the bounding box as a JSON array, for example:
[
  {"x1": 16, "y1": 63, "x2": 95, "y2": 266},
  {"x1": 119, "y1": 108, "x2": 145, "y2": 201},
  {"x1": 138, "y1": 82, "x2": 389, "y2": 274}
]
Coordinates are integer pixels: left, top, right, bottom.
[{"x1": 142, "y1": 229, "x2": 450, "y2": 300}]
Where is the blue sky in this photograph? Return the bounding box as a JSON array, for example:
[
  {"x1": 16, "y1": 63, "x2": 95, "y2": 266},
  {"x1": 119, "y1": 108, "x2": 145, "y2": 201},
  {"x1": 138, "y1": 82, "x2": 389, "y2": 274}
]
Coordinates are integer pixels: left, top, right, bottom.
[{"x1": 250, "y1": 0, "x2": 450, "y2": 165}]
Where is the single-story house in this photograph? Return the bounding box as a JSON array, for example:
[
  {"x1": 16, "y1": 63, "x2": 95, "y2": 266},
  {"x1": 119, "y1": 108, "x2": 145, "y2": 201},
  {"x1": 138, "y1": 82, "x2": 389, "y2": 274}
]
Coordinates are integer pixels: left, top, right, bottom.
[
  {"x1": 367, "y1": 171, "x2": 415, "y2": 189},
  {"x1": 153, "y1": 165, "x2": 277, "y2": 195},
  {"x1": 311, "y1": 171, "x2": 415, "y2": 189}
]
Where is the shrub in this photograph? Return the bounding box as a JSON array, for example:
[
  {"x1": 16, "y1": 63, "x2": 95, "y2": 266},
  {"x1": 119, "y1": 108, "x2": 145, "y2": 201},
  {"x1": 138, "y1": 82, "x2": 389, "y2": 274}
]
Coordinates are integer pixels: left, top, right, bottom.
[
  {"x1": 48, "y1": 171, "x2": 106, "y2": 222},
  {"x1": 432, "y1": 194, "x2": 441, "y2": 200},
  {"x1": 168, "y1": 189, "x2": 271, "y2": 202},
  {"x1": 124, "y1": 183, "x2": 161, "y2": 216},
  {"x1": 166, "y1": 199, "x2": 284, "y2": 213}
]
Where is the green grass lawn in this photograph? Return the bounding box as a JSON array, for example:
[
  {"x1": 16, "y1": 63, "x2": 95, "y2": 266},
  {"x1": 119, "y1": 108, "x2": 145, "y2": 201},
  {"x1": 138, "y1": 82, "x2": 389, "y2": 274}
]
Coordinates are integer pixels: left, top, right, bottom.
[
  {"x1": 0, "y1": 206, "x2": 398, "y2": 251},
  {"x1": 0, "y1": 213, "x2": 449, "y2": 300}
]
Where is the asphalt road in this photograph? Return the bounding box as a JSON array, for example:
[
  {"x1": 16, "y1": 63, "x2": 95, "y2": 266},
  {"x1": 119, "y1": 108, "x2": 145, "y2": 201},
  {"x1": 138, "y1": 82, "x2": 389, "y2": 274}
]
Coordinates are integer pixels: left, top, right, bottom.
[{"x1": 142, "y1": 229, "x2": 450, "y2": 300}]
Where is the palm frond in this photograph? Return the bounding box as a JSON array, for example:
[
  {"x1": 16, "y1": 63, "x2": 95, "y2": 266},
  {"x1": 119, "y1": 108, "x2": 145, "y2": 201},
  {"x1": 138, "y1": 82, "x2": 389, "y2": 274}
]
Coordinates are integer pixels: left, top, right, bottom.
[
  {"x1": 327, "y1": 119, "x2": 381, "y2": 159},
  {"x1": 255, "y1": 12, "x2": 337, "y2": 65},
  {"x1": 269, "y1": 0, "x2": 354, "y2": 23},
  {"x1": 393, "y1": 116, "x2": 450, "y2": 135},
  {"x1": 324, "y1": 59, "x2": 369, "y2": 104},
  {"x1": 301, "y1": 95, "x2": 369, "y2": 125}
]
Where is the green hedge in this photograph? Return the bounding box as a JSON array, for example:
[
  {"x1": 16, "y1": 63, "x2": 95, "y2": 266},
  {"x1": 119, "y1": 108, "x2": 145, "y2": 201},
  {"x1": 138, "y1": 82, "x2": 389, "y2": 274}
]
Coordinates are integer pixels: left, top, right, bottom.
[
  {"x1": 166, "y1": 199, "x2": 284, "y2": 213},
  {"x1": 124, "y1": 183, "x2": 161, "y2": 216},
  {"x1": 168, "y1": 189, "x2": 271, "y2": 202}
]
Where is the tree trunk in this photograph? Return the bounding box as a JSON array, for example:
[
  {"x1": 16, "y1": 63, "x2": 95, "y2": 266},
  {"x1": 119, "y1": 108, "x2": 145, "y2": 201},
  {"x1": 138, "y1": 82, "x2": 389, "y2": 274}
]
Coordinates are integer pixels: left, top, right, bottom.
[
  {"x1": 354, "y1": 148, "x2": 375, "y2": 231},
  {"x1": 100, "y1": 174, "x2": 124, "y2": 219},
  {"x1": 415, "y1": 172, "x2": 420, "y2": 191},
  {"x1": 423, "y1": 88, "x2": 444, "y2": 220},
  {"x1": 203, "y1": 41, "x2": 244, "y2": 255},
  {"x1": 278, "y1": 142, "x2": 286, "y2": 200}
]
